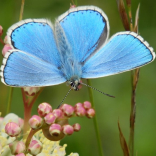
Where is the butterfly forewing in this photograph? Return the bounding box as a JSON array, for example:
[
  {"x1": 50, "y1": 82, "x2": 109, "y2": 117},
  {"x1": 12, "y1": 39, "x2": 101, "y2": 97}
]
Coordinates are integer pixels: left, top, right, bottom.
[
  {"x1": 7, "y1": 19, "x2": 61, "y2": 67},
  {"x1": 58, "y1": 6, "x2": 109, "y2": 64}
]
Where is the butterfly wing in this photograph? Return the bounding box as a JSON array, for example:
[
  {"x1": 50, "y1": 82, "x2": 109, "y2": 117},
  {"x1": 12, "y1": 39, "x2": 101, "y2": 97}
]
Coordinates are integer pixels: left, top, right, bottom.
[
  {"x1": 7, "y1": 19, "x2": 61, "y2": 67},
  {"x1": 1, "y1": 19, "x2": 66, "y2": 87},
  {"x1": 82, "y1": 32, "x2": 155, "y2": 78},
  {"x1": 1, "y1": 50, "x2": 66, "y2": 86},
  {"x1": 58, "y1": 6, "x2": 109, "y2": 63}
]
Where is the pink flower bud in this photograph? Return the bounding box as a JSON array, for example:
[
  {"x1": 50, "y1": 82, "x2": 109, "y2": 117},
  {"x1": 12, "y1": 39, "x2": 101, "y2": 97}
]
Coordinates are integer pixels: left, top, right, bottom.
[
  {"x1": 86, "y1": 108, "x2": 95, "y2": 118},
  {"x1": 28, "y1": 139, "x2": 42, "y2": 155},
  {"x1": 18, "y1": 118, "x2": 24, "y2": 129},
  {"x1": 49, "y1": 123, "x2": 62, "y2": 136},
  {"x1": 15, "y1": 153, "x2": 25, "y2": 156},
  {"x1": 9, "y1": 140, "x2": 26, "y2": 155},
  {"x1": 74, "y1": 102, "x2": 83, "y2": 109},
  {"x1": 75, "y1": 106, "x2": 86, "y2": 117},
  {"x1": 23, "y1": 87, "x2": 40, "y2": 96},
  {"x1": 42, "y1": 126, "x2": 65, "y2": 141},
  {"x1": 0, "y1": 25, "x2": 3, "y2": 36},
  {"x1": 5, "y1": 122, "x2": 21, "y2": 137},
  {"x1": 38, "y1": 102, "x2": 52, "y2": 117},
  {"x1": 53, "y1": 109, "x2": 63, "y2": 118},
  {"x1": 61, "y1": 104, "x2": 75, "y2": 117},
  {"x1": 73, "y1": 123, "x2": 81, "y2": 132},
  {"x1": 44, "y1": 113, "x2": 56, "y2": 125},
  {"x1": 83, "y1": 101, "x2": 91, "y2": 109},
  {"x1": 29, "y1": 115, "x2": 43, "y2": 129},
  {"x1": 2, "y1": 44, "x2": 12, "y2": 56},
  {"x1": 62, "y1": 125, "x2": 74, "y2": 135}
]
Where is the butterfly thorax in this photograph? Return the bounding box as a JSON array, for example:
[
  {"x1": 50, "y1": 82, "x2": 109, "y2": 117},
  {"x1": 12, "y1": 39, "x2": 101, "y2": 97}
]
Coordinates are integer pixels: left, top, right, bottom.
[{"x1": 67, "y1": 76, "x2": 81, "y2": 91}]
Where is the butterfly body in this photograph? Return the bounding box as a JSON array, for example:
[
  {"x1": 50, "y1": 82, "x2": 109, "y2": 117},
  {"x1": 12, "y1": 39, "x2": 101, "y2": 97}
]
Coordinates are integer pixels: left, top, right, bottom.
[{"x1": 0, "y1": 6, "x2": 155, "y2": 89}]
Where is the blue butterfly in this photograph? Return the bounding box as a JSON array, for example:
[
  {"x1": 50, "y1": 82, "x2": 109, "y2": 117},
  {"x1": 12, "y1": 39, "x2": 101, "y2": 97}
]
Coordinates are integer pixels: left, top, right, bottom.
[{"x1": 0, "y1": 6, "x2": 155, "y2": 90}]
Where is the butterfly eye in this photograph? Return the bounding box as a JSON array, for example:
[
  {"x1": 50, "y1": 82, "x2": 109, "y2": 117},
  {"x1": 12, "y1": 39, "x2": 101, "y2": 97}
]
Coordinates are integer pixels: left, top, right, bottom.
[{"x1": 69, "y1": 80, "x2": 80, "y2": 91}]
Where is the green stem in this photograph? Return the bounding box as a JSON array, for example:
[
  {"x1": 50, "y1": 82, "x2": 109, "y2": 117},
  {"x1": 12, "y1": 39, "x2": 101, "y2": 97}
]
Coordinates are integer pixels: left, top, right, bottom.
[
  {"x1": 6, "y1": 87, "x2": 13, "y2": 115},
  {"x1": 19, "y1": 0, "x2": 25, "y2": 21},
  {"x1": 87, "y1": 79, "x2": 104, "y2": 156}
]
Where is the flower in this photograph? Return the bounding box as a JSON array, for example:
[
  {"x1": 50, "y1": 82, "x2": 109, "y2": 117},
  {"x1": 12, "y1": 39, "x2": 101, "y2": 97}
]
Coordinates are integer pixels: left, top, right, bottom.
[
  {"x1": 26, "y1": 130, "x2": 79, "y2": 156},
  {"x1": 2, "y1": 44, "x2": 12, "y2": 56},
  {"x1": 62, "y1": 125, "x2": 74, "y2": 135},
  {"x1": 38, "y1": 103, "x2": 52, "y2": 117},
  {"x1": 0, "y1": 113, "x2": 23, "y2": 139},
  {"x1": 73, "y1": 123, "x2": 81, "y2": 132},
  {"x1": 60, "y1": 104, "x2": 75, "y2": 117},
  {"x1": 49, "y1": 124, "x2": 62, "y2": 136},
  {"x1": 23, "y1": 87, "x2": 40, "y2": 96},
  {"x1": 0, "y1": 113, "x2": 24, "y2": 156},
  {"x1": 28, "y1": 139, "x2": 42, "y2": 155},
  {"x1": 5, "y1": 122, "x2": 21, "y2": 137},
  {"x1": 29, "y1": 115, "x2": 43, "y2": 129},
  {"x1": 9, "y1": 140, "x2": 26, "y2": 154}
]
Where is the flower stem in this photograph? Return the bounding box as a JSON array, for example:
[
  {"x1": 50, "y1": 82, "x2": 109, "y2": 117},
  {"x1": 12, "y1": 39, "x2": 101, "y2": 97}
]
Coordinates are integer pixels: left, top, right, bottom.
[
  {"x1": 22, "y1": 88, "x2": 44, "y2": 133},
  {"x1": 6, "y1": 87, "x2": 13, "y2": 115},
  {"x1": 87, "y1": 79, "x2": 104, "y2": 156},
  {"x1": 129, "y1": 69, "x2": 140, "y2": 156},
  {"x1": 126, "y1": 1, "x2": 133, "y2": 30},
  {"x1": 128, "y1": 2, "x2": 140, "y2": 156},
  {"x1": 25, "y1": 128, "x2": 40, "y2": 150},
  {"x1": 19, "y1": 0, "x2": 25, "y2": 21}
]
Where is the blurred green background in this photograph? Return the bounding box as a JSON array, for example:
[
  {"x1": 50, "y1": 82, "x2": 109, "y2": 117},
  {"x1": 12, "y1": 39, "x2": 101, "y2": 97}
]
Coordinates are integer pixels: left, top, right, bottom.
[{"x1": 0, "y1": 0, "x2": 156, "y2": 155}]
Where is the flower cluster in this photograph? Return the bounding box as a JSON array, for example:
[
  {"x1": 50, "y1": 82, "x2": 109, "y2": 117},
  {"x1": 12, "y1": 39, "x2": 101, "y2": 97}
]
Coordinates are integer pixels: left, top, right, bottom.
[
  {"x1": 0, "y1": 101, "x2": 95, "y2": 156},
  {"x1": 29, "y1": 101, "x2": 95, "y2": 141},
  {"x1": 0, "y1": 113, "x2": 80, "y2": 156}
]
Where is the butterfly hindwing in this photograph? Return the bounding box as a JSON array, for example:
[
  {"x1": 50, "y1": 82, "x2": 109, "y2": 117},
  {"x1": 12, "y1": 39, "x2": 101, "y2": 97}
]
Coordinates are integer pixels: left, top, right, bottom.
[
  {"x1": 82, "y1": 32, "x2": 155, "y2": 78},
  {"x1": 0, "y1": 50, "x2": 66, "y2": 87},
  {"x1": 58, "y1": 6, "x2": 109, "y2": 63}
]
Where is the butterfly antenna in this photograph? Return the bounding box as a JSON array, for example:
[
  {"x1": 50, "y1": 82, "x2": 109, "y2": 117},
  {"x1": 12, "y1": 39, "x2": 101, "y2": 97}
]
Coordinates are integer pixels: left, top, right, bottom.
[
  {"x1": 81, "y1": 82, "x2": 115, "y2": 98},
  {"x1": 57, "y1": 88, "x2": 72, "y2": 108}
]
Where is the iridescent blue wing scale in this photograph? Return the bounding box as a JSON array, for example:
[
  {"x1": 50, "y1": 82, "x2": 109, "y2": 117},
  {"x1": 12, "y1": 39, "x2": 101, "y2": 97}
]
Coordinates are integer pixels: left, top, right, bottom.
[
  {"x1": 1, "y1": 50, "x2": 66, "y2": 86},
  {"x1": 58, "y1": 6, "x2": 109, "y2": 63},
  {"x1": 82, "y1": 31, "x2": 155, "y2": 78}
]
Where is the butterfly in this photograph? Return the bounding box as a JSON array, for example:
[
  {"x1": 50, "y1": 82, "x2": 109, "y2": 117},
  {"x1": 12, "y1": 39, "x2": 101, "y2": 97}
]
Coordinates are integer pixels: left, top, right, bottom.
[{"x1": 0, "y1": 6, "x2": 155, "y2": 91}]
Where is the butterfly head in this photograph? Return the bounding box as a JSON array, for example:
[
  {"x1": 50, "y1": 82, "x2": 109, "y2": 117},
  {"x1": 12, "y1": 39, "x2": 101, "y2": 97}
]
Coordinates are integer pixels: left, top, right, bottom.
[{"x1": 67, "y1": 76, "x2": 81, "y2": 91}]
